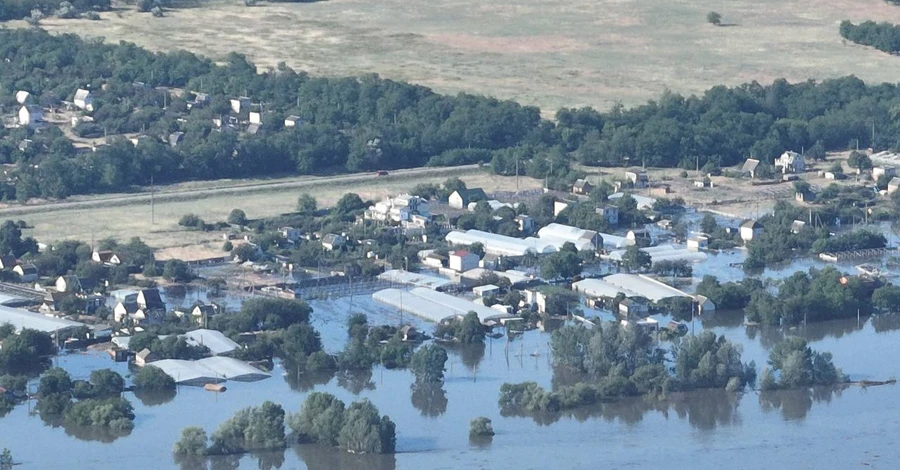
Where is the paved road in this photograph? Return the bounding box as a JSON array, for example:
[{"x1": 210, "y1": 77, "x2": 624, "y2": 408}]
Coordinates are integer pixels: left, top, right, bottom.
[{"x1": 0, "y1": 165, "x2": 482, "y2": 217}]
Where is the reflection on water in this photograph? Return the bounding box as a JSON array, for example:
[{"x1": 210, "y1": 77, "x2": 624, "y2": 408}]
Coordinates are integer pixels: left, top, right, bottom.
[
  {"x1": 468, "y1": 435, "x2": 493, "y2": 449},
  {"x1": 293, "y1": 444, "x2": 396, "y2": 470},
  {"x1": 759, "y1": 386, "x2": 844, "y2": 421},
  {"x1": 132, "y1": 389, "x2": 177, "y2": 407},
  {"x1": 337, "y1": 369, "x2": 376, "y2": 395},
  {"x1": 283, "y1": 366, "x2": 335, "y2": 393},
  {"x1": 871, "y1": 313, "x2": 900, "y2": 332},
  {"x1": 409, "y1": 382, "x2": 447, "y2": 418}
]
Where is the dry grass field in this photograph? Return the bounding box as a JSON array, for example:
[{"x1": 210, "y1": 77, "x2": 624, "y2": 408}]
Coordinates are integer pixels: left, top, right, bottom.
[
  {"x1": 0, "y1": 166, "x2": 542, "y2": 250},
  {"x1": 29, "y1": 0, "x2": 900, "y2": 113}
]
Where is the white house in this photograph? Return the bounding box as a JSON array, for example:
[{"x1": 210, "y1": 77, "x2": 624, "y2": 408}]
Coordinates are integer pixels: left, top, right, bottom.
[
  {"x1": 625, "y1": 170, "x2": 649, "y2": 188},
  {"x1": 740, "y1": 220, "x2": 763, "y2": 242},
  {"x1": 775, "y1": 151, "x2": 805, "y2": 174},
  {"x1": 448, "y1": 188, "x2": 487, "y2": 209},
  {"x1": 249, "y1": 111, "x2": 262, "y2": 125},
  {"x1": 741, "y1": 158, "x2": 760, "y2": 178},
  {"x1": 74, "y1": 89, "x2": 93, "y2": 112},
  {"x1": 448, "y1": 250, "x2": 479, "y2": 272},
  {"x1": 422, "y1": 253, "x2": 446, "y2": 269},
  {"x1": 873, "y1": 166, "x2": 896, "y2": 180},
  {"x1": 515, "y1": 215, "x2": 536, "y2": 234},
  {"x1": 284, "y1": 115, "x2": 302, "y2": 127},
  {"x1": 365, "y1": 194, "x2": 430, "y2": 223},
  {"x1": 18, "y1": 105, "x2": 43, "y2": 127},
  {"x1": 695, "y1": 295, "x2": 716, "y2": 314},
  {"x1": 56, "y1": 275, "x2": 82, "y2": 293},
  {"x1": 230, "y1": 97, "x2": 250, "y2": 114},
  {"x1": 322, "y1": 233, "x2": 346, "y2": 251},
  {"x1": 553, "y1": 200, "x2": 571, "y2": 217},
  {"x1": 13, "y1": 264, "x2": 38, "y2": 282},
  {"x1": 92, "y1": 250, "x2": 122, "y2": 265},
  {"x1": 687, "y1": 235, "x2": 708, "y2": 251}
]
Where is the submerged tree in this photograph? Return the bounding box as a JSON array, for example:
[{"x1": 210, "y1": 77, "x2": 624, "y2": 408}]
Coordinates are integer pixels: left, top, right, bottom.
[
  {"x1": 173, "y1": 426, "x2": 208, "y2": 456},
  {"x1": 337, "y1": 400, "x2": 396, "y2": 454},
  {"x1": 469, "y1": 417, "x2": 495, "y2": 437},
  {"x1": 409, "y1": 344, "x2": 448, "y2": 384}
]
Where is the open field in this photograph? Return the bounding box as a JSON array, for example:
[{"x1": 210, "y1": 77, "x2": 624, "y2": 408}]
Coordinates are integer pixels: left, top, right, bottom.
[
  {"x1": 0, "y1": 165, "x2": 543, "y2": 250},
  {"x1": 26, "y1": 0, "x2": 900, "y2": 113}
]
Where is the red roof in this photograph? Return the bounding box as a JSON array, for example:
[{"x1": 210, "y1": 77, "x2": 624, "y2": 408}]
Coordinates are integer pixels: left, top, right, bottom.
[{"x1": 451, "y1": 250, "x2": 472, "y2": 257}]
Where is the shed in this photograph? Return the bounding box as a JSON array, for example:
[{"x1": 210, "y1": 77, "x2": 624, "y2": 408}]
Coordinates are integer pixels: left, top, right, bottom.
[
  {"x1": 791, "y1": 220, "x2": 806, "y2": 234},
  {"x1": 448, "y1": 250, "x2": 479, "y2": 272},
  {"x1": 15, "y1": 90, "x2": 31, "y2": 104},
  {"x1": 137, "y1": 288, "x2": 165, "y2": 310},
  {"x1": 74, "y1": 89, "x2": 93, "y2": 111},
  {"x1": 687, "y1": 235, "x2": 708, "y2": 251},
  {"x1": 134, "y1": 348, "x2": 158, "y2": 367},
  {"x1": 18, "y1": 105, "x2": 43, "y2": 127},
  {"x1": 56, "y1": 275, "x2": 82, "y2": 293},
  {"x1": 695, "y1": 294, "x2": 716, "y2": 314},
  {"x1": 572, "y1": 178, "x2": 593, "y2": 195},
  {"x1": 0, "y1": 255, "x2": 16, "y2": 270},
  {"x1": 741, "y1": 158, "x2": 760, "y2": 178},
  {"x1": 230, "y1": 97, "x2": 250, "y2": 114},
  {"x1": 618, "y1": 298, "x2": 649, "y2": 316},
  {"x1": 13, "y1": 264, "x2": 38, "y2": 282},
  {"x1": 284, "y1": 115, "x2": 302, "y2": 127},
  {"x1": 322, "y1": 233, "x2": 346, "y2": 251},
  {"x1": 473, "y1": 284, "x2": 500, "y2": 298},
  {"x1": 739, "y1": 220, "x2": 763, "y2": 242},
  {"x1": 168, "y1": 132, "x2": 184, "y2": 147}
]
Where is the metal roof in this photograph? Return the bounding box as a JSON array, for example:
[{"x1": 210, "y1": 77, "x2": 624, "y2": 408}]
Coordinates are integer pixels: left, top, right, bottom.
[
  {"x1": 151, "y1": 357, "x2": 270, "y2": 386},
  {"x1": 377, "y1": 270, "x2": 454, "y2": 290},
  {"x1": 182, "y1": 329, "x2": 240, "y2": 356},
  {"x1": 602, "y1": 274, "x2": 692, "y2": 302},
  {"x1": 0, "y1": 305, "x2": 84, "y2": 333},
  {"x1": 372, "y1": 287, "x2": 517, "y2": 325}
]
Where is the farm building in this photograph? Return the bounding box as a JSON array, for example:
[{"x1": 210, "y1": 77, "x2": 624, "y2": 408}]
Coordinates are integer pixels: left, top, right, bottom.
[
  {"x1": 572, "y1": 274, "x2": 692, "y2": 303},
  {"x1": 604, "y1": 244, "x2": 706, "y2": 264},
  {"x1": 182, "y1": 329, "x2": 240, "y2": 356},
  {"x1": 377, "y1": 270, "x2": 454, "y2": 291},
  {"x1": 372, "y1": 287, "x2": 517, "y2": 325},
  {"x1": 0, "y1": 305, "x2": 84, "y2": 334},
  {"x1": 537, "y1": 223, "x2": 601, "y2": 251},
  {"x1": 150, "y1": 356, "x2": 271, "y2": 386}
]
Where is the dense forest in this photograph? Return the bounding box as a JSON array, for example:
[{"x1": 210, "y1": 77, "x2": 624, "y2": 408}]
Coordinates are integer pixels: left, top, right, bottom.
[
  {"x1": 5, "y1": 29, "x2": 900, "y2": 199},
  {"x1": 839, "y1": 20, "x2": 900, "y2": 55},
  {"x1": 0, "y1": 0, "x2": 110, "y2": 21}
]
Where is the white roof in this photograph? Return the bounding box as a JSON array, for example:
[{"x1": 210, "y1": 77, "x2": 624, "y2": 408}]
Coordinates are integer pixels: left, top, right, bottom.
[
  {"x1": 446, "y1": 230, "x2": 557, "y2": 257},
  {"x1": 601, "y1": 274, "x2": 692, "y2": 302},
  {"x1": 473, "y1": 284, "x2": 500, "y2": 294},
  {"x1": 604, "y1": 244, "x2": 707, "y2": 264},
  {"x1": 151, "y1": 356, "x2": 270, "y2": 386},
  {"x1": 537, "y1": 223, "x2": 598, "y2": 251},
  {"x1": 0, "y1": 305, "x2": 84, "y2": 333},
  {"x1": 0, "y1": 293, "x2": 28, "y2": 306},
  {"x1": 372, "y1": 287, "x2": 517, "y2": 324},
  {"x1": 596, "y1": 232, "x2": 633, "y2": 249},
  {"x1": 609, "y1": 193, "x2": 656, "y2": 211},
  {"x1": 182, "y1": 329, "x2": 240, "y2": 356},
  {"x1": 461, "y1": 268, "x2": 533, "y2": 285},
  {"x1": 572, "y1": 278, "x2": 637, "y2": 299},
  {"x1": 378, "y1": 270, "x2": 454, "y2": 290},
  {"x1": 111, "y1": 336, "x2": 131, "y2": 349}
]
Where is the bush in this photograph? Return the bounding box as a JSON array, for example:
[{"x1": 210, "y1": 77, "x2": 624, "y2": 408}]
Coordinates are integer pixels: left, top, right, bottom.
[
  {"x1": 222, "y1": 240, "x2": 233, "y2": 252},
  {"x1": 707, "y1": 11, "x2": 722, "y2": 26},
  {"x1": 469, "y1": 417, "x2": 495, "y2": 437},
  {"x1": 173, "y1": 426, "x2": 208, "y2": 456},
  {"x1": 133, "y1": 365, "x2": 175, "y2": 391},
  {"x1": 178, "y1": 214, "x2": 205, "y2": 230},
  {"x1": 227, "y1": 209, "x2": 247, "y2": 226}
]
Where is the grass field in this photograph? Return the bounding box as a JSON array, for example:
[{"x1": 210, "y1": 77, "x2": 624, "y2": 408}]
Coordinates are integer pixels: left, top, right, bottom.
[
  {"x1": 1, "y1": 166, "x2": 542, "y2": 251},
  {"x1": 28, "y1": 0, "x2": 900, "y2": 113}
]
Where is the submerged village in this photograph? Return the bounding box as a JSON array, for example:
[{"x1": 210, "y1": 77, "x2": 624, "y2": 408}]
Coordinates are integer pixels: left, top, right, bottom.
[{"x1": 3, "y1": 144, "x2": 900, "y2": 467}]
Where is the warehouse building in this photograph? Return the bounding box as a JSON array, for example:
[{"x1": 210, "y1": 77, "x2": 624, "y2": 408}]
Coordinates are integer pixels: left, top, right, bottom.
[{"x1": 372, "y1": 287, "x2": 517, "y2": 325}]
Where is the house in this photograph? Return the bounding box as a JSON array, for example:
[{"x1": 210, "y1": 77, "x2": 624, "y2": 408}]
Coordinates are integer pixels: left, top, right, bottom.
[
  {"x1": 168, "y1": 132, "x2": 184, "y2": 147},
  {"x1": 246, "y1": 123, "x2": 262, "y2": 135},
  {"x1": 279, "y1": 227, "x2": 302, "y2": 243},
  {"x1": 824, "y1": 171, "x2": 840, "y2": 181},
  {"x1": 741, "y1": 158, "x2": 761, "y2": 178},
  {"x1": 873, "y1": 166, "x2": 896, "y2": 180},
  {"x1": 888, "y1": 177, "x2": 900, "y2": 195},
  {"x1": 399, "y1": 325, "x2": 421, "y2": 342},
  {"x1": 15, "y1": 90, "x2": 31, "y2": 104},
  {"x1": 0, "y1": 255, "x2": 16, "y2": 270},
  {"x1": 448, "y1": 188, "x2": 487, "y2": 209},
  {"x1": 192, "y1": 304, "x2": 219, "y2": 325},
  {"x1": 473, "y1": 284, "x2": 500, "y2": 298},
  {"x1": 249, "y1": 111, "x2": 262, "y2": 125},
  {"x1": 422, "y1": 253, "x2": 446, "y2": 269},
  {"x1": 366, "y1": 194, "x2": 431, "y2": 223},
  {"x1": 595, "y1": 206, "x2": 619, "y2": 225},
  {"x1": 572, "y1": 178, "x2": 593, "y2": 195},
  {"x1": 56, "y1": 275, "x2": 82, "y2": 293},
  {"x1": 791, "y1": 220, "x2": 807, "y2": 234},
  {"x1": 687, "y1": 235, "x2": 708, "y2": 251},
  {"x1": 322, "y1": 233, "x2": 346, "y2": 251},
  {"x1": 740, "y1": 220, "x2": 763, "y2": 242},
  {"x1": 40, "y1": 291, "x2": 71, "y2": 313},
  {"x1": 74, "y1": 89, "x2": 93, "y2": 111},
  {"x1": 191, "y1": 93, "x2": 210, "y2": 108},
  {"x1": 625, "y1": 170, "x2": 649, "y2": 188},
  {"x1": 627, "y1": 229, "x2": 653, "y2": 246},
  {"x1": 553, "y1": 200, "x2": 572, "y2": 217},
  {"x1": 775, "y1": 151, "x2": 805, "y2": 174},
  {"x1": 113, "y1": 301, "x2": 139, "y2": 323},
  {"x1": 230, "y1": 97, "x2": 251, "y2": 114},
  {"x1": 13, "y1": 264, "x2": 38, "y2": 282},
  {"x1": 618, "y1": 298, "x2": 649, "y2": 317},
  {"x1": 284, "y1": 115, "x2": 302, "y2": 127},
  {"x1": 92, "y1": 250, "x2": 121, "y2": 265},
  {"x1": 137, "y1": 288, "x2": 165, "y2": 310},
  {"x1": 129, "y1": 135, "x2": 152, "y2": 147},
  {"x1": 695, "y1": 295, "x2": 716, "y2": 314},
  {"x1": 18, "y1": 105, "x2": 43, "y2": 127},
  {"x1": 515, "y1": 215, "x2": 536, "y2": 234},
  {"x1": 448, "y1": 250, "x2": 479, "y2": 272},
  {"x1": 134, "y1": 348, "x2": 157, "y2": 367}
]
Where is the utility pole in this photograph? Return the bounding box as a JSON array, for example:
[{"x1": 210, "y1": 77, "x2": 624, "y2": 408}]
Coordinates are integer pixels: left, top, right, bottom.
[
  {"x1": 150, "y1": 174, "x2": 155, "y2": 225},
  {"x1": 515, "y1": 158, "x2": 519, "y2": 193}
]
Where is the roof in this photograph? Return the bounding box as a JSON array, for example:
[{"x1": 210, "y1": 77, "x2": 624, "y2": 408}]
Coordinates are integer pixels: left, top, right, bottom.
[
  {"x1": 15, "y1": 264, "x2": 37, "y2": 274},
  {"x1": 605, "y1": 244, "x2": 707, "y2": 264},
  {"x1": 602, "y1": 273, "x2": 692, "y2": 302},
  {"x1": 574, "y1": 178, "x2": 592, "y2": 189},
  {"x1": 377, "y1": 270, "x2": 454, "y2": 290},
  {"x1": 461, "y1": 268, "x2": 533, "y2": 286},
  {"x1": 285, "y1": 115, "x2": 301, "y2": 121},
  {"x1": 889, "y1": 177, "x2": 900, "y2": 187},
  {"x1": 446, "y1": 230, "x2": 557, "y2": 257},
  {"x1": 372, "y1": 287, "x2": 517, "y2": 325},
  {"x1": 182, "y1": 329, "x2": 240, "y2": 356},
  {"x1": 322, "y1": 233, "x2": 344, "y2": 244},
  {"x1": 138, "y1": 289, "x2": 164, "y2": 307},
  {"x1": 74, "y1": 89, "x2": 91, "y2": 100},
  {"x1": 150, "y1": 356, "x2": 271, "y2": 386},
  {"x1": 740, "y1": 219, "x2": 762, "y2": 229},
  {"x1": 452, "y1": 188, "x2": 487, "y2": 201},
  {"x1": 741, "y1": 158, "x2": 760, "y2": 172},
  {"x1": 450, "y1": 250, "x2": 473, "y2": 258},
  {"x1": 608, "y1": 193, "x2": 656, "y2": 211},
  {"x1": 136, "y1": 348, "x2": 154, "y2": 360},
  {"x1": 0, "y1": 305, "x2": 84, "y2": 333},
  {"x1": 21, "y1": 105, "x2": 42, "y2": 114},
  {"x1": 473, "y1": 284, "x2": 500, "y2": 294},
  {"x1": 537, "y1": 223, "x2": 598, "y2": 251}
]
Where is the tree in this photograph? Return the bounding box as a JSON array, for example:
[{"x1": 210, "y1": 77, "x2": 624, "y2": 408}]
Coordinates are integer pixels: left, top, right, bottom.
[
  {"x1": 409, "y1": 344, "x2": 448, "y2": 383},
  {"x1": 700, "y1": 213, "x2": 717, "y2": 234},
  {"x1": 289, "y1": 392, "x2": 346, "y2": 446},
  {"x1": 173, "y1": 426, "x2": 208, "y2": 456},
  {"x1": 847, "y1": 151, "x2": 872, "y2": 170},
  {"x1": 333, "y1": 193, "x2": 366, "y2": 216},
  {"x1": 89, "y1": 369, "x2": 124, "y2": 397},
  {"x1": 0, "y1": 329, "x2": 54, "y2": 375},
  {"x1": 0, "y1": 449, "x2": 13, "y2": 470},
  {"x1": 621, "y1": 245, "x2": 651, "y2": 272},
  {"x1": 209, "y1": 401, "x2": 285, "y2": 454},
  {"x1": 297, "y1": 194, "x2": 317, "y2": 214},
  {"x1": 337, "y1": 400, "x2": 396, "y2": 454},
  {"x1": 64, "y1": 396, "x2": 135, "y2": 430},
  {"x1": 469, "y1": 417, "x2": 494, "y2": 437},
  {"x1": 227, "y1": 208, "x2": 248, "y2": 226},
  {"x1": 457, "y1": 311, "x2": 485, "y2": 344},
  {"x1": 278, "y1": 323, "x2": 324, "y2": 362},
  {"x1": 133, "y1": 365, "x2": 175, "y2": 391},
  {"x1": 540, "y1": 247, "x2": 582, "y2": 280},
  {"x1": 707, "y1": 11, "x2": 722, "y2": 26},
  {"x1": 163, "y1": 259, "x2": 193, "y2": 283}
]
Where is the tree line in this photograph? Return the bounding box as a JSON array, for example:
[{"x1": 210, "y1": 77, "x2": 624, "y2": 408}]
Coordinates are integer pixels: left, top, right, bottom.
[
  {"x1": 0, "y1": 0, "x2": 109, "y2": 21},
  {"x1": 839, "y1": 21, "x2": 900, "y2": 55}
]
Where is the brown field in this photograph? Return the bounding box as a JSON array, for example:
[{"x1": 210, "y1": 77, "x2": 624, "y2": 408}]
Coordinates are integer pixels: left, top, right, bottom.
[
  {"x1": 0, "y1": 165, "x2": 543, "y2": 250},
  {"x1": 25, "y1": 0, "x2": 900, "y2": 113}
]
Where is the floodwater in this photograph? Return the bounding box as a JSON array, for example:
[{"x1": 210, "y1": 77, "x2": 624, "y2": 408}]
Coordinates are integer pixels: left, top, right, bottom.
[{"x1": 6, "y1": 229, "x2": 900, "y2": 469}]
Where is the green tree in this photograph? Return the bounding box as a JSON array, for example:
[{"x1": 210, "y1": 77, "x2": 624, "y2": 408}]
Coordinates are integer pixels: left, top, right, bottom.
[
  {"x1": 289, "y1": 392, "x2": 346, "y2": 446},
  {"x1": 847, "y1": 151, "x2": 872, "y2": 170},
  {"x1": 227, "y1": 208, "x2": 248, "y2": 226},
  {"x1": 133, "y1": 365, "x2": 175, "y2": 391},
  {"x1": 457, "y1": 311, "x2": 485, "y2": 344},
  {"x1": 0, "y1": 449, "x2": 13, "y2": 470},
  {"x1": 333, "y1": 193, "x2": 366, "y2": 216},
  {"x1": 89, "y1": 369, "x2": 124, "y2": 397},
  {"x1": 163, "y1": 259, "x2": 193, "y2": 282},
  {"x1": 700, "y1": 213, "x2": 717, "y2": 234},
  {"x1": 621, "y1": 245, "x2": 651, "y2": 272},
  {"x1": 409, "y1": 344, "x2": 448, "y2": 383},
  {"x1": 469, "y1": 417, "x2": 494, "y2": 437},
  {"x1": 209, "y1": 401, "x2": 285, "y2": 454},
  {"x1": 297, "y1": 193, "x2": 318, "y2": 214},
  {"x1": 337, "y1": 400, "x2": 396, "y2": 454},
  {"x1": 540, "y1": 245, "x2": 582, "y2": 279},
  {"x1": 707, "y1": 11, "x2": 722, "y2": 26},
  {"x1": 173, "y1": 426, "x2": 208, "y2": 456},
  {"x1": 872, "y1": 285, "x2": 900, "y2": 312}
]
